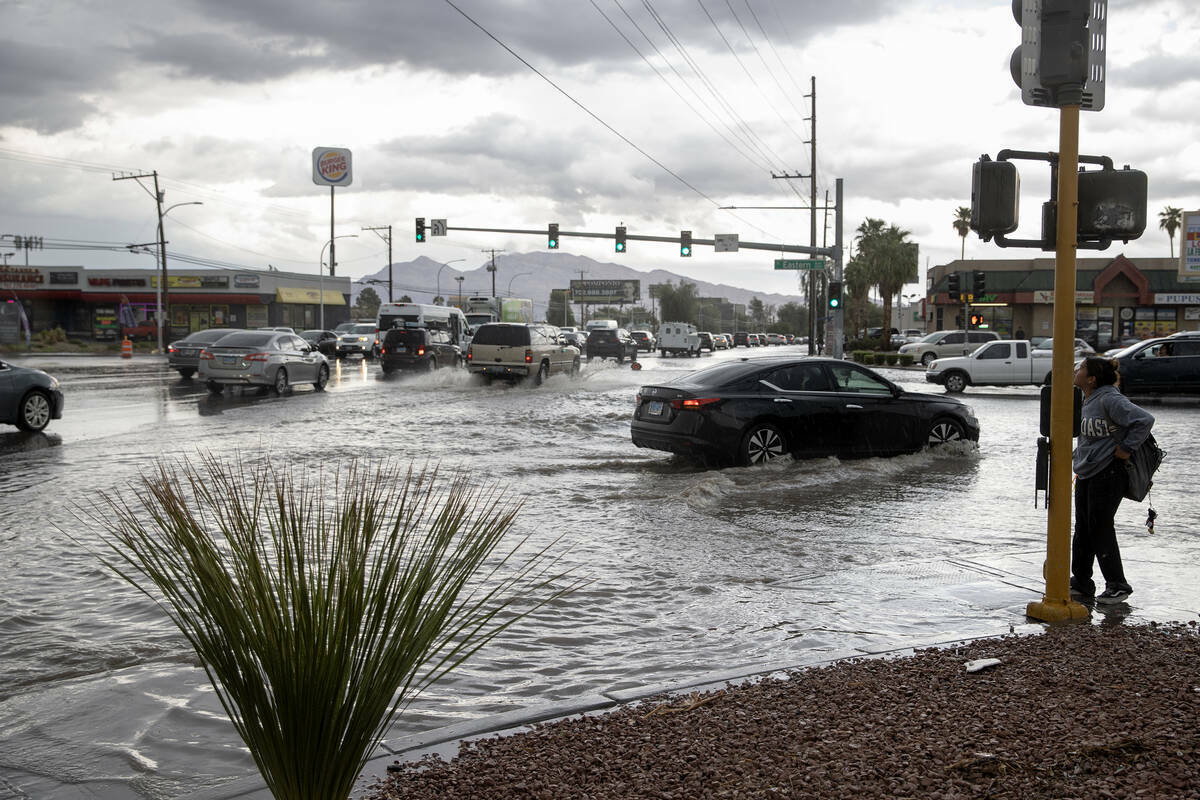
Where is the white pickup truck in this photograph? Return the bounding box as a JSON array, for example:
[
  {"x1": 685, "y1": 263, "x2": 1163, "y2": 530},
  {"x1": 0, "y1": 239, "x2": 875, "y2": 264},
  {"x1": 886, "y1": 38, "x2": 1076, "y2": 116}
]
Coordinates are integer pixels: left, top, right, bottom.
[{"x1": 925, "y1": 339, "x2": 1053, "y2": 393}]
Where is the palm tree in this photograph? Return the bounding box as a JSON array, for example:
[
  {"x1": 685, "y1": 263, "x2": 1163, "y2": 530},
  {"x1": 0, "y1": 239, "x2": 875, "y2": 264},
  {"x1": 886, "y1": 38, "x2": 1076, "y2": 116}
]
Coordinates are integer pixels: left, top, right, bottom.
[
  {"x1": 88, "y1": 457, "x2": 574, "y2": 800},
  {"x1": 953, "y1": 207, "x2": 972, "y2": 260},
  {"x1": 1160, "y1": 206, "x2": 1183, "y2": 258},
  {"x1": 854, "y1": 219, "x2": 917, "y2": 349}
]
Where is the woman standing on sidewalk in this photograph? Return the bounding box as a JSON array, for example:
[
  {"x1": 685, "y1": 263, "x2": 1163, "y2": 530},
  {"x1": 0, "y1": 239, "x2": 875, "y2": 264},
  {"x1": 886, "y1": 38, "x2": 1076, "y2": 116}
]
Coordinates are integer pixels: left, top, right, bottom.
[{"x1": 1071, "y1": 356, "x2": 1155, "y2": 604}]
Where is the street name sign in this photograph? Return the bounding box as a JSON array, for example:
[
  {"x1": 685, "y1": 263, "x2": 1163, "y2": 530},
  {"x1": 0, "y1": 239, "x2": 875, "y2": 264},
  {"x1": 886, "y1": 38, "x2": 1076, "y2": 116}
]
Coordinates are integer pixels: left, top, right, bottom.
[{"x1": 774, "y1": 259, "x2": 825, "y2": 270}]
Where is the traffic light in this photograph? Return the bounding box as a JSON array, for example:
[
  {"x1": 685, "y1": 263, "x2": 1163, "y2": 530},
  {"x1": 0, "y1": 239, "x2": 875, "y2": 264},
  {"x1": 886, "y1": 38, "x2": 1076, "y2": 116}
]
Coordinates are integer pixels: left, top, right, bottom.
[
  {"x1": 947, "y1": 271, "x2": 961, "y2": 299},
  {"x1": 680, "y1": 230, "x2": 692, "y2": 257},
  {"x1": 415, "y1": 217, "x2": 425, "y2": 243},
  {"x1": 827, "y1": 281, "x2": 842, "y2": 310},
  {"x1": 1077, "y1": 167, "x2": 1148, "y2": 241},
  {"x1": 970, "y1": 157, "x2": 1020, "y2": 240},
  {"x1": 615, "y1": 226, "x2": 626, "y2": 253},
  {"x1": 1010, "y1": 0, "x2": 1106, "y2": 111},
  {"x1": 548, "y1": 223, "x2": 559, "y2": 249},
  {"x1": 969, "y1": 313, "x2": 984, "y2": 328},
  {"x1": 972, "y1": 270, "x2": 986, "y2": 296}
]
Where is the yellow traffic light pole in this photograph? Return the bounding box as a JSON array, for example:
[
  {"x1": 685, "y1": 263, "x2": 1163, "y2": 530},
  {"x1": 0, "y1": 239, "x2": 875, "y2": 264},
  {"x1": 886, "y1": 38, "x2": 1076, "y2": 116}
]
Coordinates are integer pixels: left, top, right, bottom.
[{"x1": 1027, "y1": 104, "x2": 1090, "y2": 622}]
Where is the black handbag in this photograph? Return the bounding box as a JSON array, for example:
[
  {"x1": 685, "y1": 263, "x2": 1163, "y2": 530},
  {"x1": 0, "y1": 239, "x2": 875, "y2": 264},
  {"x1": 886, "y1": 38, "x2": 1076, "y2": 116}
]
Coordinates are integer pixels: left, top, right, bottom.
[{"x1": 1123, "y1": 433, "x2": 1164, "y2": 502}]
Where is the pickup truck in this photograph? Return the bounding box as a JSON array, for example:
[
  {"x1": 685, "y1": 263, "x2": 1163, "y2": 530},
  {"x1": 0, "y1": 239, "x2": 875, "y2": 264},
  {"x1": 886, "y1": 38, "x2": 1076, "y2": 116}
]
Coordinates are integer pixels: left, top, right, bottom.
[{"x1": 925, "y1": 339, "x2": 1053, "y2": 393}]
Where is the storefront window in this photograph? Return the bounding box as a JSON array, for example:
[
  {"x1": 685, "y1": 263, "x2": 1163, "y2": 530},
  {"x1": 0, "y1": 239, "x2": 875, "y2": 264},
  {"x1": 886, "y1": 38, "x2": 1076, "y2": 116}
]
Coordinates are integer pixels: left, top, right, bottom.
[
  {"x1": 1156, "y1": 307, "x2": 1177, "y2": 337},
  {"x1": 1097, "y1": 307, "x2": 1114, "y2": 347},
  {"x1": 1133, "y1": 307, "x2": 1156, "y2": 339},
  {"x1": 1076, "y1": 306, "x2": 1099, "y2": 346}
]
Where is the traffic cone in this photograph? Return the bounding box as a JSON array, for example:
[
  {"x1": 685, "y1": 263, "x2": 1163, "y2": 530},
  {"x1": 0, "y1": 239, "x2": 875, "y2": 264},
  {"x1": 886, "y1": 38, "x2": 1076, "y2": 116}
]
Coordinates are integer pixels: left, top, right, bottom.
[{"x1": 121, "y1": 337, "x2": 133, "y2": 359}]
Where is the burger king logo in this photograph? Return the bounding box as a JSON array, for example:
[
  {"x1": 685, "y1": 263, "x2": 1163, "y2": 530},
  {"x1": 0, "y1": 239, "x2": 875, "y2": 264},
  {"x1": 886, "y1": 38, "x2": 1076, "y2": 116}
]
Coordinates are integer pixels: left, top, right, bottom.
[{"x1": 312, "y1": 147, "x2": 353, "y2": 186}]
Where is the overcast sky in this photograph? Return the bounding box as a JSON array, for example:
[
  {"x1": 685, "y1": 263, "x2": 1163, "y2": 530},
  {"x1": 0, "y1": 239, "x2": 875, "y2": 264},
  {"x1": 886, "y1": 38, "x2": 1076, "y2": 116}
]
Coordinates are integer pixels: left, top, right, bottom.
[{"x1": 2, "y1": 0, "x2": 1196, "y2": 297}]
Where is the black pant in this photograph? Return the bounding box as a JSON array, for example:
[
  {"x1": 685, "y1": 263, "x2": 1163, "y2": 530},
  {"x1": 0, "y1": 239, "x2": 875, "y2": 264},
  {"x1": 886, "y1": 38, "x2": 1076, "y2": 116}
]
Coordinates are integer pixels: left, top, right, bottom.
[{"x1": 1072, "y1": 461, "x2": 1129, "y2": 594}]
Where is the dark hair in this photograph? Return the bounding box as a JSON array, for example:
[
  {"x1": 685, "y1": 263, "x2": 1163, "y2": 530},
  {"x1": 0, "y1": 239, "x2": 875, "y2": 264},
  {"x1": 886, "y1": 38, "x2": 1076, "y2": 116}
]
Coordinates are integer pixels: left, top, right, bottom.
[{"x1": 1081, "y1": 356, "x2": 1120, "y2": 387}]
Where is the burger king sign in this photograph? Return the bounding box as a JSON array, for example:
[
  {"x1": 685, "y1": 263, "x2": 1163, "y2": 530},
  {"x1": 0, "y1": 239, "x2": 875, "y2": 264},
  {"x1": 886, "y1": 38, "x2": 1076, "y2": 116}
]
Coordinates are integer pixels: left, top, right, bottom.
[{"x1": 312, "y1": 147, "x2": 353, "y2": 187}]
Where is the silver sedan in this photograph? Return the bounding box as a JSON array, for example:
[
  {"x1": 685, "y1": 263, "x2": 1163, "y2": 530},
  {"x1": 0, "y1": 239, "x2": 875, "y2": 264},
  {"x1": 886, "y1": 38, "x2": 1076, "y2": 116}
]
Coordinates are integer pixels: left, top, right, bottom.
[{"x1": 198, "y1": 331, "x2": 330, "y2": 395}]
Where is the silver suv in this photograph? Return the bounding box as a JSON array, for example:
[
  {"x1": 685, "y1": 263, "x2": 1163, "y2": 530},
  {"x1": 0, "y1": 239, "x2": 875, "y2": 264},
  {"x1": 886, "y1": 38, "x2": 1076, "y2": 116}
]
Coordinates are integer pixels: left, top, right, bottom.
[
  {"x1": 898, "y1": 330, "x2": 1000, "y2": 366},
  {"x1": 466, "y1": 323, "x2": 580, "y2": 384}
]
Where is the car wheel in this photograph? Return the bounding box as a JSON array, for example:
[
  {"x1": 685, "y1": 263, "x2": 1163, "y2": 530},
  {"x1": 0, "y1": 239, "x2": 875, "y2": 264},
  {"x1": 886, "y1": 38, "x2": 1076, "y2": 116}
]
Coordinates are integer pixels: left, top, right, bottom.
[
  {"x1": 921, "y1": 352, "x2": 936, "y2": 366},
  {"x1": 660, "y1": 349, "x2": 667, "y2": 358},
  {"x1": 741, "y1": 422, "x2": 787, "y2": 466},
  {"x1": 928, "y1": 418, "x2": 966, "y2": 447},
  {"x1": 616, "y1": 354, "x2": 624, "y2": 364},
  {"x1": 943, "y1": 372, "x2": 967, "y2": 393},
  {"x1": 535, "y1": 361, "x2": 550, "y2": 385},
  {"x1": 273, "y1": 368, "x2": 289, "y2": 395},
  {"x1": 16, "y1": 390, "x2": 51, "y2": 432},
  {"x1": 570, "y1": 358, "x2": 580, "y2": 377},
  {"x1": 314, "y1": 364, "x2": 329, "y2": 391},
  {"x1": 206, "y1": 380, "x2": 224, "y2": 395},
  {"x1": 178, "y1": 368, "x2": 196, "y2": 379}
]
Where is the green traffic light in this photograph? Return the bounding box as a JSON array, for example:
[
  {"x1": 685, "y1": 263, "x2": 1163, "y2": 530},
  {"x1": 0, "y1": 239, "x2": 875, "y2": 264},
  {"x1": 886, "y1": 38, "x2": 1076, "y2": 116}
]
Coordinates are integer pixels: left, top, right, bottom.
[
  {"x1": 829, "y1": 298, "x2": 840, "y2": 309},
  {"x1": 616, "y1": 242, "x2": 625, "y2": 252},
  {"x1": 680, "y1": 246, "x2": 690, "y2": 256}
]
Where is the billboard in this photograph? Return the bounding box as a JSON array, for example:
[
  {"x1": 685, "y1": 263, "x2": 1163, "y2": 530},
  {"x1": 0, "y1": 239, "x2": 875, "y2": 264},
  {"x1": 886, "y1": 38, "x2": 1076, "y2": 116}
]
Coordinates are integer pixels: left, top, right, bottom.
[
  {"x1": 312, "y1": 147, "x2": 353, "y2": 187},
  {"x1": 1180, "y1": 210, "x2": 1200, "y2": 280},
  {"x1": 569, "y1": 279, "x2": 641, "y2": 304}
]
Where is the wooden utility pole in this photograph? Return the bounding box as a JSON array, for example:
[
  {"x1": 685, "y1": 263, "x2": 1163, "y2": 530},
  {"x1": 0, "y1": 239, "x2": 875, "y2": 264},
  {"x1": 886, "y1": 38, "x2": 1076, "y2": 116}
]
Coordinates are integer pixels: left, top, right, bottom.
[
  {"x1": 113, "y1": 170, "x2": 167, "y2": 351},
  {"x1": 771, "y1": 76, "x2": 818, "y2": 354},
  {"x1": 481, "y1": 248, "x2": 505, "y2": 296}
]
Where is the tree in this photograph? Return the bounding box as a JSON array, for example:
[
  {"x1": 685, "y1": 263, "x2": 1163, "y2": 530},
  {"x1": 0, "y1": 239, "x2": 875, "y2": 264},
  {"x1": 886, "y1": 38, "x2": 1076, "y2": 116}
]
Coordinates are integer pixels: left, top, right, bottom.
[
  {"x1": 432, "y1": 295, "x2": 445, "y2": 306},
  {"x1": 775, "y1": 301, "x2": 805, "y2": 335},
  {"x1": 855, "y1": 218, "x2": 917, "y2": 349},
  {"x1": 398, "y1": 294, "x2": 413, "y2": 303},
  {"x1": 657, "y1": 281, "x2": 699, "y2": 325},
  {"x1": 354, "y1": 287, "x2": 381, "y2": 319},
  {"x1": 842, "y1": 259, "x2": 872, "y2": 338},
  {"x1": 747, "y1": 297, "x2": 766, "y2": 328},
  {"x1": 1160, "y1": 206, "x2": 1183, "y2": 258},
  {"x1": 547, "y1": 289, "x2": 577, "y2": 327},
  {"x1": 952, "y1": 206, "x2": 972, "y2": 260}
]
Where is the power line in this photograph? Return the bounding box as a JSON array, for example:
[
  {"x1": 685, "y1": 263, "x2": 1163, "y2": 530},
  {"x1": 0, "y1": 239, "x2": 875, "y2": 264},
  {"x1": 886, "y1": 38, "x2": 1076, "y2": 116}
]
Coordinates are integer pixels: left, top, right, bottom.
[{"x1": 724, "y1": 0, "x2": 806, "y2": 122}]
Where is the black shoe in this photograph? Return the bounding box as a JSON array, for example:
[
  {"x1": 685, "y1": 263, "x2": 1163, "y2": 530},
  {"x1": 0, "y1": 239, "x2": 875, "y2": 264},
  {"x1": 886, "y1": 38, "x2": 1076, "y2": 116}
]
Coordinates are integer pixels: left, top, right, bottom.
[
  {"x1": 1096, "y1": 584, "x2": 1132, "y2": 604},
  {"x1": 1069, "y1": 579, "x2": 1094, "y2": 600}
]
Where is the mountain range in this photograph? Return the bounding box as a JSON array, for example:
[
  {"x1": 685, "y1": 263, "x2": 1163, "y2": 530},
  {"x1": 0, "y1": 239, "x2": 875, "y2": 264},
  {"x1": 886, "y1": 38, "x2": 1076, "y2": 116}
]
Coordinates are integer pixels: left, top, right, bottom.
[{"x1": 349, "y1": 252, "x2": 806, "y2": 313}]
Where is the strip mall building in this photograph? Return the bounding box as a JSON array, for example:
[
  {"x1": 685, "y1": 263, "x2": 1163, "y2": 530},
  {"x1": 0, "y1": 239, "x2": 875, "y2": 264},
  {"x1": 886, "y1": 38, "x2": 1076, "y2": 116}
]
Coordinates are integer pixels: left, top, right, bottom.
[
  {"x1": 0, "y1": 264, "x2": 351, "y2": 343},
  {"x1": 926, "y1": 255, "x2": 1200, "y2": 347}
]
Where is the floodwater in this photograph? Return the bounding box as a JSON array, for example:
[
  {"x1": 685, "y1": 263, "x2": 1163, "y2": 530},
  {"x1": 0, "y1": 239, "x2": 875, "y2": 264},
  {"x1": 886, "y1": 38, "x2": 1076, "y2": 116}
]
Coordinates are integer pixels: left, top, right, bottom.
[{"x1": 1, "y1": 348, "x2": 1196, "y2": 799}]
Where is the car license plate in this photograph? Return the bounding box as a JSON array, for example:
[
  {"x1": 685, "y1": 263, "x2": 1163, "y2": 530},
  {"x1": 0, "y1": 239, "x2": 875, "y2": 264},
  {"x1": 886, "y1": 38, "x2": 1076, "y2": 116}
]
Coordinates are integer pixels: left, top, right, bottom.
[
  {"x1": 395, "y1": 345, "x2": 407, "y2": 353},
  {"x1": 222, "y1": 356, "x2": 236, "y2": 364},
  {"x1": 647, "y1": 400, "x2": 664, "y2": 416}
]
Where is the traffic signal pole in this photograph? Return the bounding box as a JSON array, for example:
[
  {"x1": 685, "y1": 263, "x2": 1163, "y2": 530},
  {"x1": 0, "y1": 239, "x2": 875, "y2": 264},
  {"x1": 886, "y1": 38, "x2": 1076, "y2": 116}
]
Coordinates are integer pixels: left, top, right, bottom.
[{"x1": 1027, "y1": 103, "x2": 1089, "y2": 623}]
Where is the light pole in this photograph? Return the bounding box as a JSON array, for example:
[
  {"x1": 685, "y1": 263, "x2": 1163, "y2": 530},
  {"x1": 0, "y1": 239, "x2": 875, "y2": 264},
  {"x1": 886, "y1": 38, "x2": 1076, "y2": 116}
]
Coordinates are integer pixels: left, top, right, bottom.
[
  {"x1": 320, "y1": 234, "x2": 357, "y2": 330},
  {"x1": 454, "y1": 275, "x2": 465, "y2": 304},
  {"x1": 436, "y1": 259, "x2": 465, "y2": 303},
  {"x1": 156, "y1": 201, "x2": 203, "y2": 353},
  {"x1": 506, "y1": 271, "x2": 531, "y2": 297},
  {"x1": 897, "y1": 292, "x2": 919, "y2": 330}
]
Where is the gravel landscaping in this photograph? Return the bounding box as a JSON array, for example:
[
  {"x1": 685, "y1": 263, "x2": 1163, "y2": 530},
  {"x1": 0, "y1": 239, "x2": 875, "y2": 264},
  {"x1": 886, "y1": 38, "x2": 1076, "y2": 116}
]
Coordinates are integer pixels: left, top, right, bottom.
[{"x1": 370, "y1": 621, "x2": 1199, "y2": 799}]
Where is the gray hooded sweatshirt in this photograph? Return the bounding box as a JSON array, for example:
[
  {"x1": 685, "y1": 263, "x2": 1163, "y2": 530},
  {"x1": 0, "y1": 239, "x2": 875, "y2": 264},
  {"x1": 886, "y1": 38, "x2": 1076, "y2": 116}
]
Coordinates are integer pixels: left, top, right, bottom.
[{"x1": 1072, "y1": 384, "x2": 1155, "y2": 479}]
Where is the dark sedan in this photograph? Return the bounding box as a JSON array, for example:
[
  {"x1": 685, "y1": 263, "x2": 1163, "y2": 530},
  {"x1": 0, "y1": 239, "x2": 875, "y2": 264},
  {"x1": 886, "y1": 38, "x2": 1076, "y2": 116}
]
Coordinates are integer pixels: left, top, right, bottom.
[
  {"x1": 0, "y1": 360, "x2": 64, "y2": 432},
  {"x1": 300, "y1": 329, "x2": 340, "y2": 358},
  {"x1": 631, "y1": 356, "x2": 979, "y2": 466},
  {"x1": 586, "y1": 328, "x2": 640, "y2": 363}
]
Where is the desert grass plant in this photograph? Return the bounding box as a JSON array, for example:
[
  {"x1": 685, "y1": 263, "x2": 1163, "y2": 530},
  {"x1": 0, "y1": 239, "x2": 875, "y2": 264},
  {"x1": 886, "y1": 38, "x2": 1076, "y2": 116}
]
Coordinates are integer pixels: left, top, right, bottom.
[{"x1": 84, "y1": 455, "x2": 573, "y2": 800}]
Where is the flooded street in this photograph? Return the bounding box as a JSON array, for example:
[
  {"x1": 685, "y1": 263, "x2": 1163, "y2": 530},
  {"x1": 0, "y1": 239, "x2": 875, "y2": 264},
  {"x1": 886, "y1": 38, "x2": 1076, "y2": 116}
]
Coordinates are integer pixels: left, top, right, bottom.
[{"x1": 2, "y1": 348, "x2": 1196, "y2": 799}]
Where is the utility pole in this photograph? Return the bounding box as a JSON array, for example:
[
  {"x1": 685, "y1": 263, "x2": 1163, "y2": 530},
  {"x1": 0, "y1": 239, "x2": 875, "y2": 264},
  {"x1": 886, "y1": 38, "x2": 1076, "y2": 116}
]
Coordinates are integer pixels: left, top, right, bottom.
[
  {"x1": 363, "y1": 225, "x2": 393, "y2": 301},
  {"x1": 481, "y1": 248, "x2": 504, "y2": 297},
  {"x1": 113, "y1": 170, "x2": 167, "y2": 351},
  {"x1": 577, "y1": 268, "x2": 588, "y2": 326},
  {"x1": 770, "y1": 77, "x2": 817, "y2": 354}
]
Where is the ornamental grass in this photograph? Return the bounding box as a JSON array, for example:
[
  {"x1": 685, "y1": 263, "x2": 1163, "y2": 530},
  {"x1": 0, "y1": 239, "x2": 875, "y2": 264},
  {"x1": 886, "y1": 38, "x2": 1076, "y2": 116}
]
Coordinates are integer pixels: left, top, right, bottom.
[{"x1": 86, "y1": 455, "x2": 573, "y2": 800}]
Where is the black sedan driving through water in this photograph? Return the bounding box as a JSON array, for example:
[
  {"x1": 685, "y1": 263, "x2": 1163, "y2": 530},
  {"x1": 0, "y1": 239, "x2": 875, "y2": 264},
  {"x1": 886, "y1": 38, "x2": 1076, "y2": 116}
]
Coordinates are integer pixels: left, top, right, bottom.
[{"x1": 631, "y1": 357, "x2": 979, "y2": 466}]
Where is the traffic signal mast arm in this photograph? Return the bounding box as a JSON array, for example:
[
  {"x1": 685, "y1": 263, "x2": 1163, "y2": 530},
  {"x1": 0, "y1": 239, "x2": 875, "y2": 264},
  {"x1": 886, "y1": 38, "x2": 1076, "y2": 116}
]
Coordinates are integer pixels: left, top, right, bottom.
[{"x1": 439, "y1": 224, "x2": 838, "y2": 258}]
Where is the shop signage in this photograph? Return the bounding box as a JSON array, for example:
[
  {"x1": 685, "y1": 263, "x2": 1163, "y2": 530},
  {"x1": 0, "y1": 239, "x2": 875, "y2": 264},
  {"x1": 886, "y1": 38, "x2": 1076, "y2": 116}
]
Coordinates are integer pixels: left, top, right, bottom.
[
  {"x1": 152, "y1": 275, "x2": 230, "y2": 289},
  {"x1": 1153, "y1": 293, "x2": 1200, "y2": 305},
  {"x1": 49, "y1": 271, "x2": 78, "y2": 285},
  {"x1": 88, "y1": 277, "x2": 147, "y2": 287},
  {"x1": 569, "y1": 279, "x2": 641, "y2": 304},
  {"x1": 1032, "y1": 290, "x2": 1095, "y2": 304},
  {"x1": 0, "y1": 267, "x2": 44, "y2": 285},
  {"x1": 234, "y1": 274, "x2": 261, "y2": 288},
  {"x1": 312, "y1": 147, "x2": 353, "y2": 186},
  {"x1": 1180, "y1": 210, "x2": 1200, "y2": 280}
]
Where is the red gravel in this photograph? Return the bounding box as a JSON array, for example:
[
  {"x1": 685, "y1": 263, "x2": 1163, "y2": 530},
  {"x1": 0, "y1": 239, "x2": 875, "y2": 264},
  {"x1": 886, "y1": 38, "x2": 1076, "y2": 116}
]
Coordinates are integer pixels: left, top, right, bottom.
[{"x1": 369, "y1": 622, "x2": 1200, "y2": 799}]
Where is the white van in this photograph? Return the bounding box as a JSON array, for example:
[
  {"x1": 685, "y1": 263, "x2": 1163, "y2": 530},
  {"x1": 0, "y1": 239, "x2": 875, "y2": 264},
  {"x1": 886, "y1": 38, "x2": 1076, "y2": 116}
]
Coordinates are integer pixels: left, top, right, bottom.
[
  {"x1": 376, "y1": 303, "x2": 470, "y2": 348},
  {"x1": 585, "y1": 319, "x2": 618, "y2": 332},
  {"x1": 657, "y1": 322, "x2": 701, "y2": 357}
]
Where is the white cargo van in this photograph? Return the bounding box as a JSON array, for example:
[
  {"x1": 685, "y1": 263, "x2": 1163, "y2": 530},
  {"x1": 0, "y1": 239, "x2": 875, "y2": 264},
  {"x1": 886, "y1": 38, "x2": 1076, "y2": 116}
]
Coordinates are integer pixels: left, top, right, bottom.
[{"x1": 657, "y1": 322, "x2": 700, "y2": 357}]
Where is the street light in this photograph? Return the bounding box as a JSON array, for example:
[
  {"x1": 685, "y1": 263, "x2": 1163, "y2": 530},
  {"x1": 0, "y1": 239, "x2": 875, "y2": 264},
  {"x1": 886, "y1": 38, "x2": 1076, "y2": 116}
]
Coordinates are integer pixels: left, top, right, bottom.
[
  {"x1": 506, "y1": 271, "x2": 531, "y2": 297},
  {"x1": 454, "y1": 275, "x2": 465, "y2": 303},
  {"x1": 437, "y1": 259, "x2": 465, "y2": 303},
  {"x1": 320, "y1": 234, "x2": 358, "y2": 330},
  {"x1": 156, "y1": 201, "x2": 203, "y2": 353}
]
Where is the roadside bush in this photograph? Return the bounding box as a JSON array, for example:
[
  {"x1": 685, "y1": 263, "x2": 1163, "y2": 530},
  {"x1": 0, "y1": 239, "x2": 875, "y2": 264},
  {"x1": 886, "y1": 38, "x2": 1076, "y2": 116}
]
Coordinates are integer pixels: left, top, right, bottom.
[
  {"x1": 898, "y1": 354, "x2": 915, "y2": 367},
  {"x1": 884, "y1": 353, "x2": 900, "y2": 366},
  {"x1": 34, "y1": 326, "x2": 68, "y2": 346},
  {"x1": 851, "y1": 350, "x2": 871, "y2": 363}
]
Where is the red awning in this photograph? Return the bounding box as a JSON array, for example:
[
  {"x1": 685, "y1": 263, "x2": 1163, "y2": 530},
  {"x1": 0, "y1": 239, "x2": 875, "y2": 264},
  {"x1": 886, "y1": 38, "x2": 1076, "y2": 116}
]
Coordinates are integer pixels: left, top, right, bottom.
[
  {"x1": 80, "y1": 293, "x2": 265, "y2": 305},
  {"x1": 7, "y1": 289, "x2": 83, "y2": 300}
]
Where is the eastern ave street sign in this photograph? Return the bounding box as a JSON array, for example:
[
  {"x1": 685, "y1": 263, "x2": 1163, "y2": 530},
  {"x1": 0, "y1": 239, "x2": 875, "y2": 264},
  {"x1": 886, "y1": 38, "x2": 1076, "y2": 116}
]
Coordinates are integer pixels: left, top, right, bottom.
[{"x1": 774, "y1": 259, "x2": 825, "y2": 270}]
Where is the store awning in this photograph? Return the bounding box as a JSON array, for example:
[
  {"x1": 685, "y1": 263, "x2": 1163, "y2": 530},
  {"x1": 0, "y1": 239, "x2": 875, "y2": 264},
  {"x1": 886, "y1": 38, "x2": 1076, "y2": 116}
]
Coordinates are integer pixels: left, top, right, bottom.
[{"x1": 276, "y1": 287, "x2": 346, "y2": 305}]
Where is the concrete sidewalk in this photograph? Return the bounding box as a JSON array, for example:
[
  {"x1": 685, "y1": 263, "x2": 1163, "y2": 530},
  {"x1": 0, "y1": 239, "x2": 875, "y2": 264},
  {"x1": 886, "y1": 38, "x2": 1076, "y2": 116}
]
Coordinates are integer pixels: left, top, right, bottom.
[{"x1": 182, "y1": 541, "x2": 1199, "y2": 800}]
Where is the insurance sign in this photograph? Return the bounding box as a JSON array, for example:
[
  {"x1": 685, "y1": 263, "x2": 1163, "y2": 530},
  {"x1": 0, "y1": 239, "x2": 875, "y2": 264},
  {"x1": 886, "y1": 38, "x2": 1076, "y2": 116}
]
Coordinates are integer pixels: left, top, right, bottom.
[{"x1": 312, "y1": 147, "x2": 353, "y2": 187}]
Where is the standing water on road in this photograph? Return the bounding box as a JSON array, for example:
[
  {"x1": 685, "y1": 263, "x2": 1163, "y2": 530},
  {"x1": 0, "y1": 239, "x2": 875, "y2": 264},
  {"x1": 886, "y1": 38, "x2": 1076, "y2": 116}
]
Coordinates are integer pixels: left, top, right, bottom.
[{"x1": 1, "y1": 349, "x2": 1195, "y2": 798}]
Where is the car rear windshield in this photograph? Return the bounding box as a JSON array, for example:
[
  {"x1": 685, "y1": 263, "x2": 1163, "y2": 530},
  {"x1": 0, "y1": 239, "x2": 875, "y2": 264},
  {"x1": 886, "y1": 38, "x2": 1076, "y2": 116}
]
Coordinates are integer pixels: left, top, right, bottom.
[
  {"x1": 184, "y1": 328, "x2": 240, "y2": 344},
  {"x1": 384, "y1": 329, "x2": 425, "y2": 346},
  {"x1": 589, "y1": 330, "x2": 618, "y2": 340},
  {"x1": 211, "y1": 332, "x2": 276, "y2": 348},
  {"x1": 472, "y1": 325, "x2": 529, "y2": 346},
  {"x1": 666, "y1": 360, "x2": 769, "y2": 388}
]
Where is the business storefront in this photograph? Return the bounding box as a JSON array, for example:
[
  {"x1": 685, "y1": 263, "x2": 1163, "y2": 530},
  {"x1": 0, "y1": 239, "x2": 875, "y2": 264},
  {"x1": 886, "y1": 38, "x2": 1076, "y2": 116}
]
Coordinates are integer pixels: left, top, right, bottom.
[
  {"x1": 0, "y1": 265, "x2": 350, "y2": 344},
  {"x1": 926, "y1": 255, "x2": 1199, "y2": 348}
]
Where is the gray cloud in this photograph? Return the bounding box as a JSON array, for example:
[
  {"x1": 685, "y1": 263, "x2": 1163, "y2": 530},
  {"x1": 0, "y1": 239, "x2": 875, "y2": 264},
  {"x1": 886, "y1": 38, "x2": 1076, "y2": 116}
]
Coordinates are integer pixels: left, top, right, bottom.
[
  {"x1": 0, "y1": 39, "x2": 114, "y2": 133},
  {"x1": 1120, "y1": 54, "x2": 1200, "y2": 91}
]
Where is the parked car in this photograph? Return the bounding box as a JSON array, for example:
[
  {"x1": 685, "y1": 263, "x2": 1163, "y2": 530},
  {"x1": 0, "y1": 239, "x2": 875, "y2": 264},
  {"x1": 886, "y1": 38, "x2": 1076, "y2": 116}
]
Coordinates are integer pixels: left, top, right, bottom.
[
  {"x1": 121, "y1": 320, "x2": 160, "y2": 341},
  {"x1": 199, "y1": 330, "x2": 330, "y2": 395},
  {"x1": 587, "y1": 328, "x2": 640, "y2": 363},
  {"x1": 299, "y1": 329, "x2": 340, "y2": 358},
  {"x1": 631, "y1": 330, "x2": 657, "y2": 352},
  {"x1": 1114, "y1": 333, "x2": 1200, "y2": 394},
  {"x1": 336, "y1": 323, "x2": 379, "y2": 359},
  {"x1": 167, "y1": 328, "x2": 243, "y2": 378},
  {"x1": 467, "y1": 322, "x2": 580, "y2": 384},
  {"x1": 631, "y1": 356, "x2": 979, "y2": 467},
  {"x1": 380, "y1": 327, "x2": 462, "y2": 374},
  {"x1": 897, "y1": 330, "x2": 1001, "y2": 366},
  {"x1": 0, "y1": 360, "x2": 64, "y2": 432}
]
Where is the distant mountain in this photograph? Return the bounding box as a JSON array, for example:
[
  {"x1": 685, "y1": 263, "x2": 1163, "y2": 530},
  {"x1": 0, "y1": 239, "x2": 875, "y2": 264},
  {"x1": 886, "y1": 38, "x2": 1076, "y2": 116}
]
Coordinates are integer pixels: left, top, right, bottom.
[{"x1": 350, "y1": 252, "x2": 806, "y2": 312}]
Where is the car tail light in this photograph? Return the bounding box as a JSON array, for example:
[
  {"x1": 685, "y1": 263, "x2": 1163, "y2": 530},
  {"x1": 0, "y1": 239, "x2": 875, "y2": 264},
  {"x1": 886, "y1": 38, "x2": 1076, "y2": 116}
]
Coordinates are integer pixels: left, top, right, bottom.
[
  {"x1": 168, "y1": 345, "x2": 177, "y2": 354},
  {"x1": 198, "y1": 349, "x2": 213, "y2": 360},
  {"x1": 525, "y1": 349, "x2": 533, "y2": 363},
  {"x1": 380, "y1": 347, "x2": 387, "y2": 355},
  {"x1": 466, "y1": 347, "x2": 473, "y2": 361},
  {"x1": 417, "y1": 346, "x2": 425, "y2": 356},
  {"x1": 244, "y1": 352, "x2": 270, "y2": 362},
  {"x1": 673, "y1": 397, "x2": 721, "y2": 410}
]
